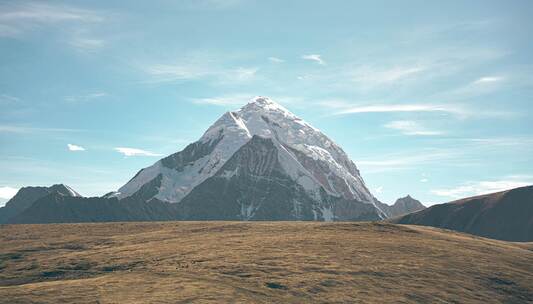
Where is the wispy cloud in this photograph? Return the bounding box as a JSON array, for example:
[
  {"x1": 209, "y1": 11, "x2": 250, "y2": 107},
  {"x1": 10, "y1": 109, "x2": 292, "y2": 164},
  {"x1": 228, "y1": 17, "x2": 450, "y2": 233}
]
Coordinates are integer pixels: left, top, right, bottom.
[
  {"x1": 350, "y1": 65, "x2": 426, "y2": 85},
  {"x1": 0, "y1": 186, "x2": 18, "y2": 200},
  {"x1": 143, "y1": 63, "x2": 258, "y2": 84},
  {"x1": 295, "y1": 44, "x2": 508, "y2": 96},
  {"x1": 0, "y1": 3, "x2": 102, "y2": 23},
  {"x1": 69, "y1": 36, "x2": 105, "y2": 52},
  {"x1": 231, "y1": 67, "x2": 258, "y2": 81},
  {"x1": 0, "y1": 125, "x2": 82, "y2": 134},
  {"x1": 465, "y1": 137, "x2": 533, "y2": 147},
  {"x1": 192, "y1": 94, "x2": 253, "y2": 107},
  {"x1": 332, "y1": 103, "x2": 464, "y2": 116},
  {"x1": 473, "y1": 76, "x2": 504, "y2": 85},
  {"x1": 357, "y1": 135, "x2": 533, "y2": 175},
  {"x1": 302, "y1": 54, "x2": 325, "y2": 65},
  {"x1": 65, "y1": 92, "x2": 107, "y2": 103},
  {"x1": 398, "y1": 20, "x2": 498, "y2": 44},
  {"x1": 356, "y1": 149, "x2": 461, "y2": 174},
  {"x1": 430, "y1": 74, "x2": 508, "y2": 103},
  {"x1": 0, "y1": 94, "x2": 20, "y2": 105},
  {"x1": 317, "y1": 98, "x2": 512, "y2": 119},
  {"x1": 145, "y1": 64, "x2": 209, "y2": 81},
  {"x1": 114, "y1": 147, "x2": 162, "y2": 157},
  {"x1": 0, "y1": 2, "x2": 108, "y2": 54},
  {"x1": 0, "y1": 2, "x2": 103, "y2": 37},
  {"x1": 384, "y1": 120, "x2": 442, "y2": 136},
  {"x1": 431, "y1": 176, "x2": 533, "y2": 199},
  {"x1": 67, "y1": 144, "x2": 85, "y2": 151},
  {"x1": 268, "y1": 57, "x2": 284, "y2": 63}
]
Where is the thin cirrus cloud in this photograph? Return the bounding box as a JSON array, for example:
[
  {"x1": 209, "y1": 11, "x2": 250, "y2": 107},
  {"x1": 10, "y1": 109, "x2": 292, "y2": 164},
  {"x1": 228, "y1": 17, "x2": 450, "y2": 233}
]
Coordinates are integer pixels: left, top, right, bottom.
[
  {"x1": 0, "y1": 94, "x2": 20, "y2": 104},
  {"x1": 331, "y1": 103, "x2": 464, "y2": 116},
  {"x1": 384, "y1": 120, "x2": 442, "y2": 136},
  {"x1": 143, "y1": 63, "x2": 258, "y2": 84},
  {"x1": 65, "y1": 92, "x2": 107, "y2": 103},
  {"x1": 357, "y1": 149, "x2": 460, "y2": 174},
  {"x1": 350, "y1": 65, "x2": 426, "y2": 85},
  {"x1": 431, "y1": 176, "x2": 533, "y2": 199},
  {"x1": 114, "y1": 147, "x2": 162, "y2": 157},
  {"x1": 0, "y1": 2, "x2": 102, "y2": 23},
  {"x1": 0, "y1": 2, "x2": 107, "y2": 54},
  {"x1": 69, "y1": 37, "x2": 105, "y2": 52},
  {"x1": 67, "y1": 144, "x2": 85, "y2": 151},
  {"x1": 191, "y1": 94, "x2": 253, "y2": 107},
  {"x1": 0, "y1": 2, "x2": 103, "y2": 37},
  {"x1": 268, "y1": 57, "x2": 284, "y2": 63},
  {"x1": 429, "y1": 75, "x2": 509, "y2": 104},
  {"x1": 302, "y1": 54, "x2": 325, "y2": 65},
  {"x1": 0, "y1": 124, "x2": 82, "y2": 134}
]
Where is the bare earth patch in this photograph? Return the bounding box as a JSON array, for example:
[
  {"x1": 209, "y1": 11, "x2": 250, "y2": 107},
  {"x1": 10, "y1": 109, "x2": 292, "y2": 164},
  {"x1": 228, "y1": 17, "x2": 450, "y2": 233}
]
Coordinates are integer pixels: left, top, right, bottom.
[{"x1": 0, "y1": 222, "x2": 532, "y2": 303}]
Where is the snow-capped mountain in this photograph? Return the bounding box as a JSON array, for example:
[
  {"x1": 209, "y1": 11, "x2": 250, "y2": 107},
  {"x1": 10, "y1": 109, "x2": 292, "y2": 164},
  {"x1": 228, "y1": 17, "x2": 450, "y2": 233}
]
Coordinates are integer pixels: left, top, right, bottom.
[{"x1": 116, "y1": 97, "x2": 386, "y2": 221}]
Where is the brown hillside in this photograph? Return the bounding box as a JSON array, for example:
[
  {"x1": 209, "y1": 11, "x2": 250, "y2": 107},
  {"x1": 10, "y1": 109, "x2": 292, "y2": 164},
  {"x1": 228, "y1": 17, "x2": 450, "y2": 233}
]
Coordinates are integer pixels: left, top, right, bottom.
[{"x1": 391, "y1": 185, "x2": 533, "y2": 241}]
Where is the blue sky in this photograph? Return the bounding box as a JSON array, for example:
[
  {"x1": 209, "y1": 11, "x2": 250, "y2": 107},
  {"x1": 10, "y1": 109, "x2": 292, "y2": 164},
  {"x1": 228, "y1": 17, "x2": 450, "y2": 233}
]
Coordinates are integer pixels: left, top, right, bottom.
[{"x1": 1, "y1": 0, "x2": 532, "y2": 206}]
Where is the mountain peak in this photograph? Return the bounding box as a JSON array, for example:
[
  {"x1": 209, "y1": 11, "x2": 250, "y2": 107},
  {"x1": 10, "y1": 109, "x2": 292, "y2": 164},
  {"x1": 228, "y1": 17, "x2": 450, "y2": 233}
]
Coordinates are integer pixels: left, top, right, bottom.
[
  {"x1": 0, "y1": 184, "x2": 81, "y2": 223},
  {"x1": 48, "y1": 184, "x2": 81, "y2": 197},
  {"x1": 249, "y1": 96, "x2": 277, "y2": 107},
  {"x1": 240, "y1": 96, "x2": 292, "y2": 116},
  {"x1": 394, "y1": 195, "x2": 424, "y2": 208}
]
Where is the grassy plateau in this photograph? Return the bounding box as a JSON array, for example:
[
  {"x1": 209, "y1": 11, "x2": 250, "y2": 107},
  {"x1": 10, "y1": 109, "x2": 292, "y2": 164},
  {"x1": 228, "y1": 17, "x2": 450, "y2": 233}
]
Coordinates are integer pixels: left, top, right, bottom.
[{"x1": 1, "y1": 222, "x2": 532, "y2": 303}]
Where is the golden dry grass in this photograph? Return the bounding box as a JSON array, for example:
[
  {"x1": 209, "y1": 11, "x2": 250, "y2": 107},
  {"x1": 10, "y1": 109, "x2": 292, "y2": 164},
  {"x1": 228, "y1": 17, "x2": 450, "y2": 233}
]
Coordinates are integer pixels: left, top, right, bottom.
[{"x1": 1, "y1": 222, "x2": 532, "y2": 303}]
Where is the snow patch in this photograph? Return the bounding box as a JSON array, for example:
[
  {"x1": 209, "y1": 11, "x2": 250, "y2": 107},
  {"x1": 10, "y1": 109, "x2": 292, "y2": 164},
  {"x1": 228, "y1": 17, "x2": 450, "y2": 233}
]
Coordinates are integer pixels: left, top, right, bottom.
[
  {"x1": 64, "y1": 185, "x2": 81, "y2": 197},
  {"x1": 321, "y1": 207, "x2": 335, "y2": 222}
]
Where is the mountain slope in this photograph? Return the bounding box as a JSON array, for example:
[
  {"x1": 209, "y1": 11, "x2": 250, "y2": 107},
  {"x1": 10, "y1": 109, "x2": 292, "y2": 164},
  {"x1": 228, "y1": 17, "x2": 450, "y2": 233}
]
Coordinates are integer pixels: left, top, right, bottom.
[
  {"x1": 391, "y1": 185, "x2": 533, "y2": 241},
  {"x1": 177, "y1": 135, "x2": 382, "y2": 221},
  {"x1": 0, "y1": 184, "x2": 80, "y2": 224}
]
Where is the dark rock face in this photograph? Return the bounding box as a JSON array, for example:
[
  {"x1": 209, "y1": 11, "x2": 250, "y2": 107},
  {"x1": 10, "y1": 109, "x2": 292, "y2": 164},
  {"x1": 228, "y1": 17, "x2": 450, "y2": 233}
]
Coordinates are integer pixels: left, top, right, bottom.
[
  {"x1": 177, "y1": 136, "x2": 382, "y2": 221},
  {"x1": 177, "y1": 136, "x2": 314, "y2": 220},
  {"x1": 160, "y1": 130, "x2": 224, "y2": 171},
  {"x1": 0, "y1": 184, "x2": 79, "y2": 224},
  {"x1": 391, "y1": 186, "x2": 533, "y2": 242},
  {"x1": 133, "y1": 174, "x2": 163, "y2": 202}
]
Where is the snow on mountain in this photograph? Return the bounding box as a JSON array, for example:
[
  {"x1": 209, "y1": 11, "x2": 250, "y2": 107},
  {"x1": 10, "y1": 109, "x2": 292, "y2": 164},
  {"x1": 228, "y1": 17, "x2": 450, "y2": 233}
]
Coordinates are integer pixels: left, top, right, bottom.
[{"x1": 117, "y1": 96, "x2": 383, "y2": 218}]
